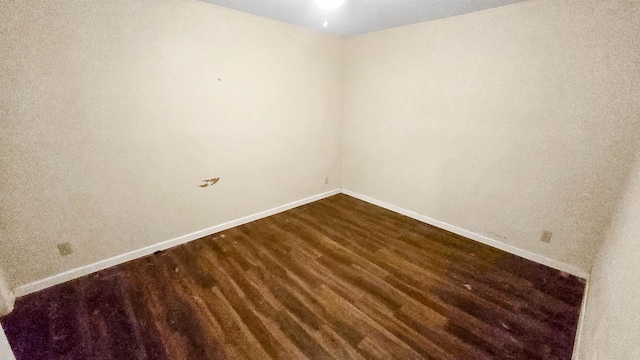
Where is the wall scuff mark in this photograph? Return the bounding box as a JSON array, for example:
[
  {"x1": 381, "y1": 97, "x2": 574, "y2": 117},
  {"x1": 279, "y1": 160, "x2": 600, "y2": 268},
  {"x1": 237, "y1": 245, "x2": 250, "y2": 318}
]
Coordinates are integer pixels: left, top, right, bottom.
[{"x1": 198, "y1": 178, "x2": 220, "y2": 188}]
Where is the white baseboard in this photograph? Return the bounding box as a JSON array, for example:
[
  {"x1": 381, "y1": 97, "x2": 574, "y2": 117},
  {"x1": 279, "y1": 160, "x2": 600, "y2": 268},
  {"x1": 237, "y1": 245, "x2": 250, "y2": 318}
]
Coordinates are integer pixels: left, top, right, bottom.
[
  {"x1": 13, "y1": 186, "x2": 589, "y2": 297},
  {"x1": 341, "y1": 189, "x2": 590, "y2": 279},
  {"x1": 572, "y1": 278, "x2": 590, "y2": 360},
  {"x1": 12, "y1": 189, "x2": 341, "y2": 297}
]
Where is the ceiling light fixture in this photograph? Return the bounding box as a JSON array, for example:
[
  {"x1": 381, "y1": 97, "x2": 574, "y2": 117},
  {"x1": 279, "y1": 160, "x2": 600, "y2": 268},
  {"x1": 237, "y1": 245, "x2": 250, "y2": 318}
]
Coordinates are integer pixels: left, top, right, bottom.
[{"x1": 315, "y1": 0, "x2": 345, "y2": 28}]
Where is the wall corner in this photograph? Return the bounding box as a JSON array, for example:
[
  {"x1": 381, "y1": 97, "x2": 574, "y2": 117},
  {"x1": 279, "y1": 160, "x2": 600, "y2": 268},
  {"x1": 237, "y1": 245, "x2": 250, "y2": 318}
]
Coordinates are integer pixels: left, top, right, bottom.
[{"x1": 0, "y1": 270, "x2": 15, "y2": 317}]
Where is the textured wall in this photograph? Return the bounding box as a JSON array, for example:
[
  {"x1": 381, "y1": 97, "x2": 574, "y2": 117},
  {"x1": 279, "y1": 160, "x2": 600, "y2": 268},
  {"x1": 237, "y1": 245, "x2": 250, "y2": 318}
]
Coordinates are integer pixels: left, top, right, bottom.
[
  {"x1": 342, "y1": 0, "x2": 640, "y2": 273},
  {"x1": 0, "y1": 327, "x2": 15, "y2": 360},
  {"x1": 576, "y1": 150, "x2": 640, "y2": 359},
  {"x1": 0, "y1": 0, "x2": 343, "y2": 287},
  {"x1": 0, "y1": 265, "x2": 14, "y2": 316}
]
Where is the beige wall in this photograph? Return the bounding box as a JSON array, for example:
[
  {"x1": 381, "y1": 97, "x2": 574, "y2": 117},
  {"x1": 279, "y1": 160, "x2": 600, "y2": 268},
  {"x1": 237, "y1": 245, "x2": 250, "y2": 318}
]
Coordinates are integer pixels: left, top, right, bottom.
[
  {"x1": 342, "y1": 0, "x2": 640, "y2": 273},
  {"x1": 0, "y1": 265, "x2": 14, "y2": 316},
  {"x1": 0, "y1": 0, "x2": 343, "y2": 287},
  {"x1": 577, "y1": 149, "x2": 640, "y2": 359},
  {"x1": 1, "y1": 0, "x2": 638, "y2": 297},
  {"x1": 0, "y1": 327, "x2": 16, "y2": 360}
]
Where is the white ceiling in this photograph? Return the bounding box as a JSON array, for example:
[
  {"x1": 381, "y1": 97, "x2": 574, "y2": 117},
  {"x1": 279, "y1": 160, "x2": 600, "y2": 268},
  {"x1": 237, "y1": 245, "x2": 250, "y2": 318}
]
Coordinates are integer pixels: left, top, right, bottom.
[{"x1": 200, "y1": 0, "x2": 529, "y2": 37}]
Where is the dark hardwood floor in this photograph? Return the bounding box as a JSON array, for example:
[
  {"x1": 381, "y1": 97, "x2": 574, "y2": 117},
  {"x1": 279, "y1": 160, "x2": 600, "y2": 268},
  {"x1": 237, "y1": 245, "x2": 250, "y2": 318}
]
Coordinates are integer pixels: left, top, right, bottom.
[{"x1": 1, "y1": 194, "x2": 585, "y2": 359}]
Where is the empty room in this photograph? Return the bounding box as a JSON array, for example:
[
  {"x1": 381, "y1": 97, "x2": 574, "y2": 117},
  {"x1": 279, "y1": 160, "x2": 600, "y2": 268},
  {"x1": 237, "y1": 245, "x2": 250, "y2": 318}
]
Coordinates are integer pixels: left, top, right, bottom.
[{"x1": 0, "y1": 0, "x2": 639, "y2": 359}]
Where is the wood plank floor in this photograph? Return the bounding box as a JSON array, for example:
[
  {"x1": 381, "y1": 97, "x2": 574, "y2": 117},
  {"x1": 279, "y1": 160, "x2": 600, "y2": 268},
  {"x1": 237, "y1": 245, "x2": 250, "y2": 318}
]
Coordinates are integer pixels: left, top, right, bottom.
[{"x1": 1, "y1": 194, "x2": 585, "y2": 360}]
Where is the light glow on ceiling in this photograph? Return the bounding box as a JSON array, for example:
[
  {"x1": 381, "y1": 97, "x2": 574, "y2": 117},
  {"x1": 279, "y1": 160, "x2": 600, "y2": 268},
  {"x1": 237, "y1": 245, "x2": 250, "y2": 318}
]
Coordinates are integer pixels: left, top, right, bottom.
[{"x1": 315, "y1": 0, "x2": 345, "y2": 10}]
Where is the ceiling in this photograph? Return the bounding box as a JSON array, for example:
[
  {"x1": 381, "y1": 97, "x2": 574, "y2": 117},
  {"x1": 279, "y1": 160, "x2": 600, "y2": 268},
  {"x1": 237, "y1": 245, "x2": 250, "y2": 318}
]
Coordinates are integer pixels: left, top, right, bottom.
[{"x1": 199, "y1": 0, "x2": 529, "y2": 37}]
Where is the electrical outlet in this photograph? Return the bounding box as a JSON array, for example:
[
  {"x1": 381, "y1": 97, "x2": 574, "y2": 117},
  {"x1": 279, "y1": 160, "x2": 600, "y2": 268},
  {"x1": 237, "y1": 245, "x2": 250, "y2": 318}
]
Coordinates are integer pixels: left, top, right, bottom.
[
  {"x1": 57, "y1": 242, "x2": 74, "y2": 256},
  {"x1": 324, "y1": 176, "x2": 329, "y2": 184},
  {"x1": 540, "y1": 230, "x2": 552, "y2": 243}
]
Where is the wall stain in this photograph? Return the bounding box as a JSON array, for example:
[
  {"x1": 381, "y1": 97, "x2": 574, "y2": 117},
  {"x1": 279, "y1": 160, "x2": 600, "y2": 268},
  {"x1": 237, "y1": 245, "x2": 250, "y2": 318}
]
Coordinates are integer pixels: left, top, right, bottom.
[
  {"x1": 69, "y1": 193, "x2": 98, "y2": 218},
  {"x1": 198, "y1": 178, "x2": 220, "y2": 188}
]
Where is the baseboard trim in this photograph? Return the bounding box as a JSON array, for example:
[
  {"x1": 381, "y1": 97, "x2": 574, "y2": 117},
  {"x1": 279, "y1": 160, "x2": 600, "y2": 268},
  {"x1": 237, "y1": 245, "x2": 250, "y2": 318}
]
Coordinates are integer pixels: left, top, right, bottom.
[
  {"x1": 571, "y1": 278, "x2": 590, "y2": 360},
  {"x1": 13, "y1": 189, "x2": 341, "y2": 297},
  {"x1": 341, "y1": 189, "x2": 590, "y2": 279},
  {"x1": 14, "y1": 187, "x2": 590, "y2": 297}
]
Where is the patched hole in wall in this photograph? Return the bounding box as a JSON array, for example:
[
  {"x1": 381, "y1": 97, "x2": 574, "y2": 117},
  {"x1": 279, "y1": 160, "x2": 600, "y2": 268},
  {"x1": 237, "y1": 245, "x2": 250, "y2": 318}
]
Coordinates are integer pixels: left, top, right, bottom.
[
  {"x1": 57, "y1": 242, "x2": 74, "y2": 256},
  {"x1": 540, "y1": 230, "x2": 553, "y2": 243},
  {"x1": 69, "y1": 192, "x2": 98, "y2": 218}
]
